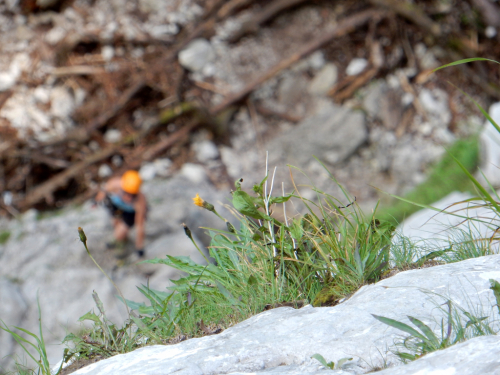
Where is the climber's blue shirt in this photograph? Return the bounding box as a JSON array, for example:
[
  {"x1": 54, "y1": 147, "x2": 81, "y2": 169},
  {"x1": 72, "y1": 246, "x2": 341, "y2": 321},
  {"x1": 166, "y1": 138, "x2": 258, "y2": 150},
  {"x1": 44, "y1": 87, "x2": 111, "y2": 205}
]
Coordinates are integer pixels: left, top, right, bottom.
[{"x1": 109, "y1": 194, "x2": 135, "y2": 213}]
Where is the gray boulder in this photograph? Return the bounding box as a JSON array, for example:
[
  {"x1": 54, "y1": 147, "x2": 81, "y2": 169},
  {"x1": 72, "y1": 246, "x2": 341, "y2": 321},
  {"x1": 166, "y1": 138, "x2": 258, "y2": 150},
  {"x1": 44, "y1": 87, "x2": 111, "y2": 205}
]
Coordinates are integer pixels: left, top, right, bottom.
[
  {"x1": 267, "y1": 102, "x2": 367, "y2": 167},
  {"x1": 71, "y1": 255, "x2": 500, "y2": 375}
]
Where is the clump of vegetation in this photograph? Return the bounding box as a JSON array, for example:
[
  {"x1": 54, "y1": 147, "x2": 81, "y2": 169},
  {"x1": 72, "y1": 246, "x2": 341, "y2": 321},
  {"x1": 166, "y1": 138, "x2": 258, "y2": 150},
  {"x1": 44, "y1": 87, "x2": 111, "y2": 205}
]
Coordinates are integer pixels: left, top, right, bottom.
[{"x1": 373, "y1": 281, "x2": 500, "y2": 363}]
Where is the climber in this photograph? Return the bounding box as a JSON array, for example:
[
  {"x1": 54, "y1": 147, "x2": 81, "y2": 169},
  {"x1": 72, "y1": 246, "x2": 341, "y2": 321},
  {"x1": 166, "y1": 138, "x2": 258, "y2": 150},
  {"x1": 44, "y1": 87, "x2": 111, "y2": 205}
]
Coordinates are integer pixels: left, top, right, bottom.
[{"x1": 94, "y1": 170, "x2": 147, "y2": 258}]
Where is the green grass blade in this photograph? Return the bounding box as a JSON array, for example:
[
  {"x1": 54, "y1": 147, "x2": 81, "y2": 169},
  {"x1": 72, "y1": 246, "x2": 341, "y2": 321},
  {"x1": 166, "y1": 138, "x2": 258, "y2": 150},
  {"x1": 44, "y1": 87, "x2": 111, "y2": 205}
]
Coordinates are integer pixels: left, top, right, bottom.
[
  {"x1": 433, "y1": 58, "x2": 500, "y2": 72},
  {"x1": 447, "y1": 152, "x2": 500, "y2": 214},
  {"x1": 448, "y1": 83, "x2": 500, "y2": 134},
  {"x1": 372, "y1": 314, "x2": 428, "y2": 342},
  {"x1": 407, "y1": 316, "x2": 439, "y2": 348}
]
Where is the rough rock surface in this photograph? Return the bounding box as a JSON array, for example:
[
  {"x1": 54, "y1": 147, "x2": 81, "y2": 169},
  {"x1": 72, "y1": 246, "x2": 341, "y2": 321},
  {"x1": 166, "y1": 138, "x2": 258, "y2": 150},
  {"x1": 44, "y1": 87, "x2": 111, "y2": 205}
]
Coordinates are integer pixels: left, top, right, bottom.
[
  {"x1": 70, "y1": 255, "x2": 500, "y2": 375},
  {"x1": 375, "y1": 335, "x2": 500, "y2": 375}
]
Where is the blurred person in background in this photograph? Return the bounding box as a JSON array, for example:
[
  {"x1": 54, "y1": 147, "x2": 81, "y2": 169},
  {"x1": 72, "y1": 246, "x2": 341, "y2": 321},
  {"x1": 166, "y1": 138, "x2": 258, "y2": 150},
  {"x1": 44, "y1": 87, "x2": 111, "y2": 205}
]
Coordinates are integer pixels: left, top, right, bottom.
[{"x1": 95, "y1": 170, "x2": 147, "y2": 258}]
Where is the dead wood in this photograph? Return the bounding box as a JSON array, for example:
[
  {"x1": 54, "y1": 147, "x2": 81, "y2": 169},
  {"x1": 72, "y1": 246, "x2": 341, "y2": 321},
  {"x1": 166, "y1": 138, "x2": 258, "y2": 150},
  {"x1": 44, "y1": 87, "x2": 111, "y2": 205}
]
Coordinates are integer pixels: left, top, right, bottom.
[
  {"x1": 50, "y1": 66, "x2": 106, "y2": 76},
  {"x1": 330, "y1": 67, "x2": 379, "y2": 102},
  {"x1": 129, "y1": 119, "x2": 201, "y2": 166},
  {"x1": 210, "y1": 8, "x2": 386, "y2": 115},
  {"x1": 164, "y1": 0, "x2": 238, "y2": 62},
  {"x1": 254, "y1": 103, "x2": 302, "y2": 123},
  {"x1": 330, "y1": 40, "x2": 384, "y2": 102},
  {"x1": 86, "y1": 79, "x2": 147, "y2": 133},
  {"x1": 0, "y1": 90, "x2": 13, "y2": 111},
  {"x1": 217, "y1": 0, "x2": 255, "y2": 19},
  {"x1": 227, "y1": 0, "x2": 309, "y2": 43},
  {"x1": 19, "y1": 102, "x2": 196, "y2": 209},
  {"x1": 470, "y1": 0, "x2": 500, "y2": 27},
  {"x1": 368, "y1": 0, "x2": 441, "y2": 37}
]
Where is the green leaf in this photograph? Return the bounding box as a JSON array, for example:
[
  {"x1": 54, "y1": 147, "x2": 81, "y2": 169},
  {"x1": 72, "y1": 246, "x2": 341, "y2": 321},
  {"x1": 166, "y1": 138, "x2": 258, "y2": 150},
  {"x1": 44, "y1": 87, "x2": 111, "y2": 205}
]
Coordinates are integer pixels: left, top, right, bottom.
[
  {"x1": 372, "y1": 314, "x2": 428, "y2": 342},
  {"x1": 433, "y1": 58, "x2": 500, "y2": 72},
  {"x1": 62, "y1": 333, "x2": 78, "y2": 344},
  {"x1": 232, "y1": 191, "x2": 270, "y2": 220},
  {"x1": 215, "y1": 280, "x2": 241, "y2": 306},
  {"x1": 408, "y1": 316, "x2": 439, "y2": 348},
  {"x1": 463, "y1": 311, "x2": 488, "y2": 328},
  {"x1": 311, "y1": 354, "x2": 334, "y2": 369},
  {"x1": 397, "y1": 352, "x2": 417, "y2": 361},
  {"x1": 78, "y1": 311, "x2": 102, "y2": 324},
  {"x1": 247, "y1": 274, "x2": 257, "y2": 286},
  {"x1": 269, "y1": 195, "x2": 292, "y2": 205},
  {"x1": 447, "y1": 151, "x2": 500, "y2": 214},
  {"x1": 290, "y1": 218, "x2": 303, "y2": 240},
  {"x1": 253, "y1": 175, "x2": 268, "y2": 195},
  {"x1": 416, "y1": 249, "x2": 449, "y2": 263},
  {"x1": 124, "y1": 298, "x2": 146, "y2": 311}
]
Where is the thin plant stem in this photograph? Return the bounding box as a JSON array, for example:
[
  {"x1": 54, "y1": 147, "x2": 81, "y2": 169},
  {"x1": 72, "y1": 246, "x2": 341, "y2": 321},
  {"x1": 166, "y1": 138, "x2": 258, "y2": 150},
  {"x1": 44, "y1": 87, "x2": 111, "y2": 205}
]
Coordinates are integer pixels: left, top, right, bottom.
[
  {"x1": 182, "y1": 223, "x2": 210, "y2": 264},
  {"x1": 282, "y1": 182, "x2": 297, "y2": 257},
  {"x1": 78, "y1": 227, "x2": 132, "y2": 338}
]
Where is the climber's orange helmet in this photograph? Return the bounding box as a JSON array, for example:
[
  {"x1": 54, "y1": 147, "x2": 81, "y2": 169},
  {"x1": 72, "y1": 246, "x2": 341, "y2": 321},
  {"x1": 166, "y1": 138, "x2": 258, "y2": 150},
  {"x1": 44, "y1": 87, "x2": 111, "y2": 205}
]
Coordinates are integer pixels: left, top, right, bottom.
[{"x1": 121, "y1": 170, "x2": 142, "y2": 195}]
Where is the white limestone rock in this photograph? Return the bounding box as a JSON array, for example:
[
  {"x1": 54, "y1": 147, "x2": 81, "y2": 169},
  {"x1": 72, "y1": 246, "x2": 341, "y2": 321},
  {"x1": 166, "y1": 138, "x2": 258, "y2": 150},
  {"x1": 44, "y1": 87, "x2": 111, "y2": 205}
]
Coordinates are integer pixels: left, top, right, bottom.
[
  {"x1": 178, "y1": 39, "x2": 215, "y2": 73},
  {"x1": 103, "y1": 129, "x2": 122, "y2": 143},
  {"x1": 193, "y1": 140, "x2": 219, "y2": 162},
  {"x1": 308, "y1": 63, "x2": 338, "y2": 96},
  {"x1": 346, "y1": 58, "x2": 368, "y2": 76},
  {"x1": 98, "y1": 164, "x2": 113, "y2": 178},
  {"x1": 180, "y1": 163, "x2": 207, "y2": 184},
  {"x1": 71, "y1": 255, "x2": 500, "y2": 375},
  {"x1": 267, "y1": 102, "x2": 367, "y2": 166}
]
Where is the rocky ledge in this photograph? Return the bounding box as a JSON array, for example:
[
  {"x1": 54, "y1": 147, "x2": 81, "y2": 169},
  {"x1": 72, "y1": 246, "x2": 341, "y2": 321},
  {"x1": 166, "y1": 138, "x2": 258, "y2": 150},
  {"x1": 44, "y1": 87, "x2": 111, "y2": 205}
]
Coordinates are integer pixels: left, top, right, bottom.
[{"x1": 68, "y1": 255, "x2": 500, "y2": 375}]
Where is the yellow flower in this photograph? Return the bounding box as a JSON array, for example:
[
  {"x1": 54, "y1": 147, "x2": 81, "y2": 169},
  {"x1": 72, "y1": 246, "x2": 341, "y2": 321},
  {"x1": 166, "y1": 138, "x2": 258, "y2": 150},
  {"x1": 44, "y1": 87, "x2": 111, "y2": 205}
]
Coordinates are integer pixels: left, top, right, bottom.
[{"x1": 193, "y1": 194, "x2": 204, "y2": 207}]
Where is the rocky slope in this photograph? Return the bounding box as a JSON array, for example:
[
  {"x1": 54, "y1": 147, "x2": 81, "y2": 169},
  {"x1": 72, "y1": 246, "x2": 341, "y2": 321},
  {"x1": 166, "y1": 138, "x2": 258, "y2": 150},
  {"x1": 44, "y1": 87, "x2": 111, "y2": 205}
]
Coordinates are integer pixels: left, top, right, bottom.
[
  {"x1": 2, "y1": 0, "x2": 500, "y2": 373},
  {"x1": 67, "y1": 254, "x2": 500, "y2": 375}
]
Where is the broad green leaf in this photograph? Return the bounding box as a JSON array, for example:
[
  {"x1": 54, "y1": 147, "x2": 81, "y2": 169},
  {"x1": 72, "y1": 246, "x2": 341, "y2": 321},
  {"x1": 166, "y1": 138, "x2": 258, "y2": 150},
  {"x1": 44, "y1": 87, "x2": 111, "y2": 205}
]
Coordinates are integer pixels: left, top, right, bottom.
[
  {"x1": 290, "y1": 218, "x2": 303, "y2": 240},
  {"x1": 311, "y1": 354, "x2": 334, "y2": 369},
  {"x1": 408, "y1": 316, "x2": 439, "y2": 348},
  {"x1": 62, "y1": 333, "x2": 78, "y2": 343},
  {"x1": 247, "y1": 274, "x2": 257, "y2": 286},
  {"x1": 372, "y1": 314, "x2": 428, "y2": 342},
  {"x1": 232, "y1": 190, "x2": 270, "y2": 220},
  {"x1": 124, "y1": 298, "x2": 146, "y2": 311},
  {"x1": 215, "y1": 280, "x2": 240, "y2": 306},
  {"x1": 78, "y1": 311, "x2": 102, "y2": 324},
  {"x1": 137, "y1": 305, "x2": 157, "y2": 315},
  {"x1": 269, "y1": 195, "x2": 292, "y2": 204},
  {"x1": 253, "y1": 175, "x2": 268, "y2": 195}
]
